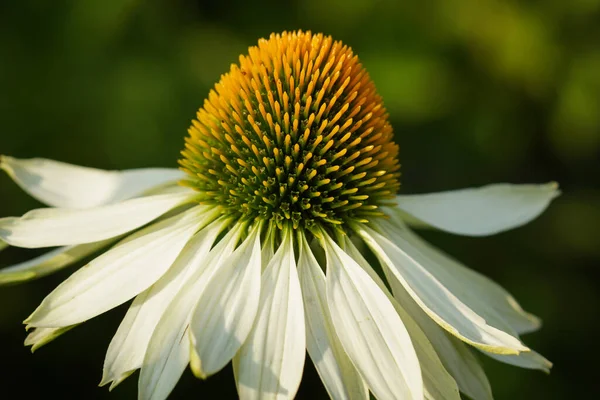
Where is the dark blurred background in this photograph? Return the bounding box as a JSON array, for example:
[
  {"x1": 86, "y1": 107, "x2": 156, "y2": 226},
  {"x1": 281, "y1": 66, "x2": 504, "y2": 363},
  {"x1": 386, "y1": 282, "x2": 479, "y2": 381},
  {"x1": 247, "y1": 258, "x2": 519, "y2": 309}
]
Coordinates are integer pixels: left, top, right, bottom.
[{"x1": 1, "y1": 0, "x2": 598, "y2": 399}]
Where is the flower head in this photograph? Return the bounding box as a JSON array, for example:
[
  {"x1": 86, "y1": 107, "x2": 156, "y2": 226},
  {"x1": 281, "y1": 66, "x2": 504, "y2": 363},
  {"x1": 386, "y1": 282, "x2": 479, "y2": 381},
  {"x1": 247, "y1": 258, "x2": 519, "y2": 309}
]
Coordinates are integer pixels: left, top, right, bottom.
[
  {"x1": 180, "y1": 31, "x2": 400, "y2": 229},
  {"x1": 0, "y1": 30, "x2": 558, "y2": 400}
]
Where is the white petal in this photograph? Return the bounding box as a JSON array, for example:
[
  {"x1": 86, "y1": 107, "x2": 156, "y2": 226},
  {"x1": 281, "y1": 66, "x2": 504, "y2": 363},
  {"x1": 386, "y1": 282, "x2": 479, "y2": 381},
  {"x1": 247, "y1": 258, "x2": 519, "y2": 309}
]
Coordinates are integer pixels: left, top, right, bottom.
[
  {"x1": 381, "y1": 218, "x2": 541, "y2": 335},
  {"x1": 394, "y1": 183, "x2": 559, "y2": 236},
  {"x1": 0, "y1": 191, "x2": 195, "y2": 248},
  {"x1": 25, "y1": 206, "x2": 211, "y2": 327},
  {"x1": 484, "y1": 350, "x2": 552, "y2": 373},
  {"x1": 100, "y1": 218, "x2": 228, "y2": 389},
  {"x1": 1, "y1": 156, "x2": 184, "y2": 208},
  {"x1": 342, "y1": 238, "x2": 459, "y2": 400},
  {"x1": 0, "y1": 240, "x2": 113, "y2": 285},
  {"x1": 355, "y1": 223, "x2": 528, "y2": 355},
  {"x1": 297, "y1": 233, "x2": 368, "y2": 400},
  {"x1": 322, "y1": 232, "x2": 423, "y2": 400},
  {"x1": 233, "y1": 228, "x2": 305, "y2": 400},
  {"x1": 189, "y1": 222, "x2": 262, "y2": 378},
  {"x1": 404, "y1": 222, "x2": 541, "y2": 334},
  {"x1": 395, "y1": 304, "x2": 460, "y2": 400},
  {"x1": 440, "y1": 335, "x2": 493, "y2": 400},
  {"x1": 139, "y1": 223, "x2": 243, "y2": 400},
  {"x1": 384, "y1": 268, "x2": 493, "y2": 400},
  {"x1": 24, "y1": 325, "x2": 77, "y2": 352}
]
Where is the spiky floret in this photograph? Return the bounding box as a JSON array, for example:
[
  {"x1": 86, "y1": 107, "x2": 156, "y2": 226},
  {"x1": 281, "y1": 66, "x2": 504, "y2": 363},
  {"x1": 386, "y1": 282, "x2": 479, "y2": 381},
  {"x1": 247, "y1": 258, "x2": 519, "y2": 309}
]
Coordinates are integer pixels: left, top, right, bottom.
[{"x1": 180, "y1": 31, "x2": 400, "y2": 229}]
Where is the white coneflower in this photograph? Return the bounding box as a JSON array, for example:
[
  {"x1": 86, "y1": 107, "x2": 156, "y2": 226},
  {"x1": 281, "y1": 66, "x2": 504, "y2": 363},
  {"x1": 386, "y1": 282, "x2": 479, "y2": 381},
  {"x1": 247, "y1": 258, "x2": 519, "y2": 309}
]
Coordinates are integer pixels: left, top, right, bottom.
[{"x1": 0, "y1": 31, "x2": 558, "y2": 400}]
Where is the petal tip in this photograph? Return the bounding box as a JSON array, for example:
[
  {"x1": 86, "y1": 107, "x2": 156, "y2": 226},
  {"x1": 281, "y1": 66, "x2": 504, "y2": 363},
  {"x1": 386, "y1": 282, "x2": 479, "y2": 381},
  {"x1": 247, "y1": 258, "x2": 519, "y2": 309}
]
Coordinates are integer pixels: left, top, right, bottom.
[
  {"x1": 98, "y1": 377, "x2": 111, "y2": 388},
  {"x1": 0, "y1": 154, "x2": 12, "y2": 168},
  {"x1": 548, "y1": 181, "x2": 561, "y2": 197},
  {"x1": 0, "y1": 155, "x2": 18, "y2": 179},
  {"x1": 189, "y1": 348, "x2": 209, "y2": 380}
]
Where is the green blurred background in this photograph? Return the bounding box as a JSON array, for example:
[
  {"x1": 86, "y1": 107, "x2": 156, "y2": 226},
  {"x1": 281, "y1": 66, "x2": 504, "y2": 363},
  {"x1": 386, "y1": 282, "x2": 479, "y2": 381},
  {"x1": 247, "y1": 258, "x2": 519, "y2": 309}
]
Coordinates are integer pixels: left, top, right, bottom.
[{"x1": 1, "y1": 0, "x2": 598, "y2": 398}]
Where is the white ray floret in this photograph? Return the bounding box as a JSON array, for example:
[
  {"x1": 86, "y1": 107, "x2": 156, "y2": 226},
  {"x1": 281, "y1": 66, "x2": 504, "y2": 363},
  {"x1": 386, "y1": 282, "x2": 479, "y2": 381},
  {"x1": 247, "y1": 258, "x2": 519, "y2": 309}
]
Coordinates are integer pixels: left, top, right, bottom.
[
  {"x1": 189, "y1": 221, "x2": 263, "y2": 379},
  {"x1": 378, "y1": 217, "x2": 541, "y2": 335},
  {"x1": 321, "y1": 230, "x2": 423, "y2": 400},
  {"x1": 0, "y1": 191, "x2": 195, "y2": 248},
  {"x1": 233, "y1": 227, "x2": 306, "y2": 400},
  {"x1": 0, "y1": 156, "x2": 184, "y2": 209},
  {"x1": 25, "y1": 206, "x2": 211, "y2": 327},
  {"x1": 381, "y1": 260, "x2": 494, "y2": 400},
  {"x1": 100, "y1": 216, "x2": 228, "y2": 390},
  {"x1": 297, "y1": 233, "x2": 369, "y2": 400},
  {"x1": 341, "y1": 237, "x2": 460, "y2": 400},
  {"x1": 139, "y1": 223, "x2": 243, "y2": 400},
  {"x1": 355, "y1": 222, "x2": 528, "y2": 355},
  {"x1": 394, "y1": 183, "x2": 559, "y2": 236},
  {"x1": 0, "y1": 240, "x2": 113, "y2": 285}
]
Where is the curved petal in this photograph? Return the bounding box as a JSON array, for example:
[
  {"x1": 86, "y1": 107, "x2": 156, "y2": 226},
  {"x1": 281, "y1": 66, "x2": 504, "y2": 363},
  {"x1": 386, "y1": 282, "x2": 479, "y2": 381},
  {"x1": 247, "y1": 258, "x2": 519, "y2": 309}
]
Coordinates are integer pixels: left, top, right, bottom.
[
  {"x1": 342, "y1": 238, "x2": 459, "y2": 400},
  {"x1": 354, "y1": 223, "x2": 528, "y2": 355},
  {"x1": 189, "y1": 222, "x2": 262, "y2": 378},
  {"x1": 383, "y1": 267, "x2": 493, "y2": 400},
  {"x1": 0, "y1": 241, "x2": 7, "y2": 252},
  {"x1": 0, "y1": 191, "x2": 194, "y2": 248},
  {"x1": 322, "y1": 232, "x2": 423, "y2": 400},
  {"x1": 381, "y1": 218, "x2": 541, "y2": 335},
  {"x1": 100, "y1": 217, "x2": 227, "y2": 390},
  {"x1": 395, "y1": 303, "x2": 460, "y2": 400},
  {"x1": 441, "y1": 335, "x2": 493, "y2": 400},
  {"x1": 297, "y1": 234, "x2": 368, "y2": 400},
  {"x1": 25, "y1": 206, "x2": 209, "y2": 327},
  {"x1": 0, "y1": 240, "x2": 113, "y2": 285},
  {"x1": 1, "y1": 156, "x2": 184, "y2": 208},
  {"x1": 394, "y1": 183, "x2": 559, "y2": 236},
  {"x1": 233, "y1": 228, "x2": 306, "y2": 400},
  {"x1": 139, "y1": 223, "x2": 243, "y2": 400}
]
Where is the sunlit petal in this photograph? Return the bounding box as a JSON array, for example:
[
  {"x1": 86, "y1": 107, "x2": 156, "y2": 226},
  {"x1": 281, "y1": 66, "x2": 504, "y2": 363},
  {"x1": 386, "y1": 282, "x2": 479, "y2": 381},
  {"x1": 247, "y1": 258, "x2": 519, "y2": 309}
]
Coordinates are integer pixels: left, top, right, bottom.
[
  {"x1": 0, "y1": 191, "x2": 195, "y2": 248},
  {"x1": 1, "y1": 156, "x2": 184, "y2": 208},
  {"x1": 394, "y1": 183, "x2": 559, "y2": 236},
  {"x1": 233, "y1": 228, "x2": 305, "y2": 400}
]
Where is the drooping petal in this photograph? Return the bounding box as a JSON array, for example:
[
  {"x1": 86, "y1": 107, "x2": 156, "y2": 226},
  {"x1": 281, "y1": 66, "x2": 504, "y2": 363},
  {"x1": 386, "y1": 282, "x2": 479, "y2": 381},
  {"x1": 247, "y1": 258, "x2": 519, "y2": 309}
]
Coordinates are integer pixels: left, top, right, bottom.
[
  {"x1": 0, "y1": 191, "x2": 195, "y2": 248},
  {"x1": 233, "y1": 228, "x2": 305, "y2": 400},
  {"x1": 24, "y1": 325, "x2": 77, "y2": 352},
  {"x1": 376, "y1": 218, "x2": 552, "y2": 382},
  {"x1": 25, "y1": 206, "x2": 210, "y2": 328},
  {"x1": 395, "y1": 303, "x2": 460, "y2": 400},
  {"x1": 439, "y1": 335, "x2": 493, "y2": 400},
  {"x1": 0, "y1": 240, "x2": 113, "y2": 285},
  {"x1": 321, "y1": 231, "x2": 423, "y2": 400},
  {"x1": 355, "y1": 223, "x2": 528, "y2": 355},
  {"x1": 0, "y1": 240, "x2": 7, "y2": 252},
  {"x1": 342, "y1": 237, "x2": 459, "y2": 400},
  {"x1": 379, "y1": 218, "x2": 541, "y2": 335},
  {"x1": 0, "y1": 156, "x2": 184, "y2": 208},
  {"x1": 394, "y1": 183, "x2": 559, "y2": 236},
  {"x1": 484, "y1": 350, "x2": 552, "y2": 373},
  {"x1": 139, "y1": 223, "x2": 243, "y2": 400},
  {"x1": 100, "y1": 217, "x2": 227, "y2": 389},
  {"x1": 297, "y1": 233, "x2": 368, "y2": 400},
  {"x1": 189, "y1": 222, "x2": 262, "y2": 378},
  {"x1": 383, "y1": 266, "x2": 493, "y2": 400}
]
